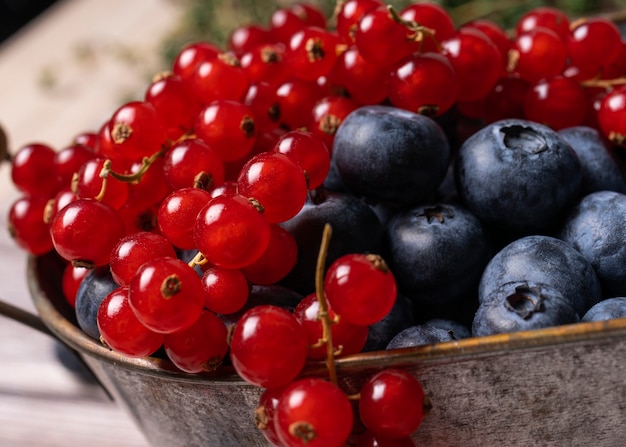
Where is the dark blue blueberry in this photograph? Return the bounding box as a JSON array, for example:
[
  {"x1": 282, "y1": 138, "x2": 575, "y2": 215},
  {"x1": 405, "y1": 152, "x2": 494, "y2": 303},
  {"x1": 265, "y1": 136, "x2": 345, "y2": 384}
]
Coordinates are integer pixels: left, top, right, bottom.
[
  {"x1": 363, "y1": 292, "x2": 415, "y2": 352},
  {"x1": 558, "y1": 126, "x2": 626, "y2": 196},
  {"x1": 454, "y1": 118, "x2": 582, "y2": 236},
  {"x1": 478, "y1": 235, "x2": 602, "y2": 317},
  {"x1": 558, "y1": 190, "x2": 626, "y2": 297},
  {"x1": 384, "y1": 202, "x2": 491, "y2": 308},
  {"x1": 472, "y1": 281, "x2": 579, "y2": 336},
  {"x1": 322, "y1": 157, "x2": 346, "y2": 193},
  {"x1": 218, "y1": 284, "x2": 303, "y2": 328},
  {"x1": 386, "y1": 323, "x2": 457, "y2": 349},
  {"x1": 75, "y1": 266, "x2": 118, "y2": 340},
  {"x1": 280, "y1": 189, "x2": 382, "y2": 295},
  {"x1": 332, "y1": 105, "x2": 450, "y2": 205},
  {"x1": 425, "y1": 318, "x2": 471, "y2": 339},
  {"x1": 581, "y1": 297, "x2": 626, "y2": 322}
]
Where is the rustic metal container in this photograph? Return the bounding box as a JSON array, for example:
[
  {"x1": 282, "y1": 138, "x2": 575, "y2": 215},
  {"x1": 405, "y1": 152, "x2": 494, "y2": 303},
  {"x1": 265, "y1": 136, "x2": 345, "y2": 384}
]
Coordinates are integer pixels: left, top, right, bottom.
[{"x1": 22, "y1": 251, "x2": 626, "y2": 447}]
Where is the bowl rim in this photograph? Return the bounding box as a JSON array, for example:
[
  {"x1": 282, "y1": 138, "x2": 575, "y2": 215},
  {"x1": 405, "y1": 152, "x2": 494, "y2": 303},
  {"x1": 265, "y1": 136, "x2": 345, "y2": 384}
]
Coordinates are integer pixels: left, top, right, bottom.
[{"x1": 27, "y1": 254, "x2": 626, "y2": 384}]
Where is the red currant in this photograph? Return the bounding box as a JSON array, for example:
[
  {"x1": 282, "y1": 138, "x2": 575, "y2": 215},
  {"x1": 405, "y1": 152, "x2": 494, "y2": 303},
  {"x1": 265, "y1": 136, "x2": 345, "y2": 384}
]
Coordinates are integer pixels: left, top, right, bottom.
[
  {"x1": 255, "y1": 386, "x2": 286, "y2": 446},
  {"x1": 195, "y1": 100, "x2": 257, "y2": 162},
  {"x1": 274, "y1": 378, "x2": 354, "y2": 447},
  {"x1": 515, "y1": 7, "x2": 570, "y2": 40},
  {"x1": 285, "y1": 26, "x2": 341, "y2": 82},
  {"x1": 172, "y1": 41, "x2": 220, "y2": 83},
  {"x1": 354, "y1": 4, "x2": 419, "y2": 69},
  {"x1": 237, "y1": 151, "x2": 308, "y2": 223},
  {"x1": 109, "y1": 231, "x2": 177, "y2": 286},
  {"x1": 189, "y1": 53, "x2": 249, "y2": 105},
  {"x1": 50, "y1": 198, "x2": 125, "y2": 267},
  {"x1": 97, "y1": 286, "x2": 164, "y2": 357},
  {"x1": 442, "y1": 27, "x2": 501, "y2": 102},
  {"x1": 157, "y1": 187, "x2": 212, "y2": 250},
  {"x1": 128, "y1": 256, "x2": 205, "y2": 333},
  {"x1": 598, "y1": 86, "x2": 626, "y2": 146},
  {"x1": 359, "y1": 369, "x2": 426, "y2": 439},
  {"x1": 61, "y1": 263, "x2": 89, "y2": 308},
  {"x1": 241, "y1": 224, "x2": 298, "y2": 286},
  {"x1": 523, "y1": 76, "x2": 587, "y2": 130},
  {"x1": 201, "y1": 266, "x2": 250, "y2": 315},
  {"x1": 163, "y1": 138, "x2": 225, "y2": 191},
  {"x1": 324, "y1": 253, "x2": 397, "y2": 326},
  {"x1": 508, "y1": 27, "x2": 568, "y2": 84},
  {"x1": 400, "y1": 1, "x2": 456, "y2": 53},
  {"x1": 73, "y1": 158, "x2": 129, "y2": 210},
  {"x1": 144, "y1": 72, "x2": 202, "y2": 141},
  {"x1": 194, "y1": 193, "x2": 271, "y2": 269},
  {"x1": 228, "y1": 24, "x2": 271, "y2": 56},
  {"x1": 230, "y1": 305, "x2": 309, "y2": 388},
  {"x1": 336, "y1": 0, "x2": 383, "y2": 45},
  {"x1": 389, "y1": 51, "x2": 459, "y2": 117},
  {"x1": 107, "y1": 101, "x2": 168, "y2": 163},
  {"x1": 8, "y1": 195, "x2": 54, "y2": 255},
  {"x1": 294, "y1": 293, "x2": 368, "y2": 360},
  {"x1": 11, "y1": 143, "x2": 59, "y2": 198},
  {"x1": 567, "y1": 17, "x2": 623, "y2": 73},
  {"x1": 53, "y1": 143, "x2": 95, "y2": 188},
  {"x1": 163, "y1": 310, "x2": 229, "y2": 373}
]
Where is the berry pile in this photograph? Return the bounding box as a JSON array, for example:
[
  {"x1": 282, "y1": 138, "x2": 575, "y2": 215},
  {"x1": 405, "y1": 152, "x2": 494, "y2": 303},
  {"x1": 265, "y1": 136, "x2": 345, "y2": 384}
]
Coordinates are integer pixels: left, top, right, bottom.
[{"x1": 5, "y1": 1, "x2": 626, "y2": 446}]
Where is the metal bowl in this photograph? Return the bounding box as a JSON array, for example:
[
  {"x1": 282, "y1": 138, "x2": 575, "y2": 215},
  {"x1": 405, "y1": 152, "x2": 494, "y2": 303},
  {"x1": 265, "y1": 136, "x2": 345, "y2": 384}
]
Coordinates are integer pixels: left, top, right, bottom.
[{"x1": 27, "y1": 252, "x2": 626, "y2": 446}]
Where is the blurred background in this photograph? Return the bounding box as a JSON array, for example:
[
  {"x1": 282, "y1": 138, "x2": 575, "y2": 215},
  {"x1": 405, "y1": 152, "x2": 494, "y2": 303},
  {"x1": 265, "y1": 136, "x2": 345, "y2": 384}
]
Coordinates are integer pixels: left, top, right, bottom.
[{"x1": 4, "y1": 0, "x2": 626, "y2": 63}]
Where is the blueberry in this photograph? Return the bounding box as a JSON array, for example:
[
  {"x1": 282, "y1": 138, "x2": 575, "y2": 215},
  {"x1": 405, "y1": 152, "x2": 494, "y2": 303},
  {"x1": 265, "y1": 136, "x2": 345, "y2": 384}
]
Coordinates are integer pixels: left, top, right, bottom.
[
  {"x1": 322, "y1": 157, "x2": 346, "y2": 193},
  {"x1": 75, "y1": 266, "x2": 118, "y2": 340},
  {"x1": 218, "y1": 284, "x2": 303, "y2": 329},
  {"x1": 558, "y1": 126, "x2": 626, "y2": 196},
  {"x1": 454, "y1": 118, "x2": 581, "y2": 236},
  {"x1": 363, "y1": 292, "x2": 415, "y2": 352},
  {"x1": 386, "y1": 323, "x2": 457, "y2": 349},
  {"x1": 384, "y1": 202, "x2": 491, "y2": 308},
  {"x1": 558, "y1": 190, "x2": 626, "y2": 297},
  {"x1": 332, "y1": 105, "x2": 450, "y2": 205},
  {"x1": 581, "y1": 297, "x2": 626, "y2": 322},
  {"x1": 472, "y1": 281, "x2": 580, "y2": 336},
  {"x1": 280, "y1": 189, "x2": 382, "y2": 295},
  {"x1": 478, "y1": 235, "x2": 602, "y2": 317},
  {"x1": 425, "y1": 318, "x2": 471, "y2": 339}
]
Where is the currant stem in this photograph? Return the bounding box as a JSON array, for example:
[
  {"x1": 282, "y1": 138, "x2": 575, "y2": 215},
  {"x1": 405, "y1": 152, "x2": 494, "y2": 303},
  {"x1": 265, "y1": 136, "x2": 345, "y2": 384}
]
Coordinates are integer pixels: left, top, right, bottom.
[
  {"x1": 387, "y1": 4, "x2": 441, "y2": 51},
  {"x1": 315, "y1": 223, "x2": 338, "y2": 386},
  {"x1": 106, "y1": 149, "x2": 165, "y2": 183},
  {"x1": 187, "y1": 251, "x2": 207, "y2": 268},
  {"x1": 94, "y1": 149, "x2": 165, "y2": 201},
  {"x1": 581, "y1": 76, "x2": 626, "y2": 89}
]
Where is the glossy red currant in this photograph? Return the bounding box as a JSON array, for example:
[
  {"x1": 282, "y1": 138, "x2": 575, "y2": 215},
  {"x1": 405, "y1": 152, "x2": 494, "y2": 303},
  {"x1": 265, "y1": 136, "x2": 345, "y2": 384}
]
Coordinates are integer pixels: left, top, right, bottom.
[
  {"x1": 324, "y1": 253, "x2": 397, "y2": 326},
  {"x1": 128, "y1": 256, "x2": 206, "y2": 334},
  {"x1": 97, "y1": 286, "x2": 164, "y2": 357},
  {"x1": 230, "y1": 305, "x2": 309, "y2": 388}
]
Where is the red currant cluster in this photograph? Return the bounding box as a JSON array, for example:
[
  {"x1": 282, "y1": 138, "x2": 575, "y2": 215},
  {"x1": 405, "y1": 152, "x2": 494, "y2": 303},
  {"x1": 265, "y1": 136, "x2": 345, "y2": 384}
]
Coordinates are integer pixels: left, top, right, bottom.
[
  {"x1": 231, "y1": 225, "x2": 427, "y2": 446},
  {"x1": 455, "y1": 7, "x2": 626, "y2": 140}
]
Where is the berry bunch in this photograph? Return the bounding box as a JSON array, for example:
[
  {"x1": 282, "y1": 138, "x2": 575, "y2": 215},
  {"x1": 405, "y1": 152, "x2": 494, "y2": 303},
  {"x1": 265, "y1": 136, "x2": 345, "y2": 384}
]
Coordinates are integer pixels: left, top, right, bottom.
[
  {"x1": 5, "y1": 1, "x2": 626, "y2": 446},
  {"x1": 234, "y1": 225, "x2": 427, "y2": 446}
]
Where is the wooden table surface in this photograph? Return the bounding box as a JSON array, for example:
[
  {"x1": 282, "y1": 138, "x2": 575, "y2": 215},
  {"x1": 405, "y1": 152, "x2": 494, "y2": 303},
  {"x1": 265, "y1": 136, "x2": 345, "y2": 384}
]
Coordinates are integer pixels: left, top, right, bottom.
[{"x1": 0, "y1": 1, "x2": 186, "y2": 445}]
